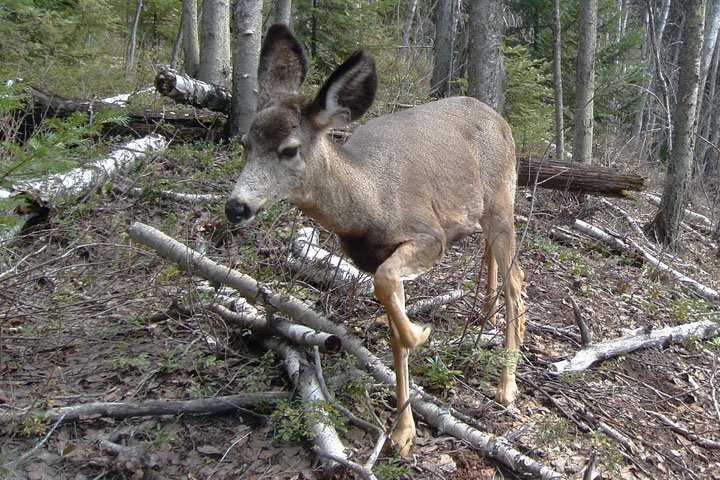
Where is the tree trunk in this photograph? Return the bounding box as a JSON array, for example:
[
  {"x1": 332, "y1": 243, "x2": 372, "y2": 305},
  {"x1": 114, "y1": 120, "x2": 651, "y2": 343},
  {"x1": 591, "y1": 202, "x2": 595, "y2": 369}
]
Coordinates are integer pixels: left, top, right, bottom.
[
  {"x1": 573, "y1": 0, "x2": 597, "y2": 165},
  {"x1": 182, "y1": 0, "x2": 201, "y2": 77},
  {"x1": 646, "y1": 0, "x2": 706, "y2": 247},
  {"x1": 551, "y1": 0, "x2": 564, "y2": 161},
  {"x1": 126, "y1": 0, "x2": 143, "y2": 72},
  {"x1": 229, "y1": 0, "x2": 262, "y2": 137},
  {"x1": 402, "y1": 0, "x2": 418, "y2": 46},
  {"x1": 431, "y1": 0, "x2": 456, "y2": 97},
  {"x1": 274, "y1": 0, "x2": 292, "y2": 25},
  {"x1": 467, "y1": 0, "x2": 505, "y2": 112},
  {"x1": 170, "y1": 23, "x2": 183, "y2": 70},
  {"x1": 695, "y1": 0, "x2": 720, "y2": 170},
  {"x1": 199, "y1": 0, "x2": 231, "y2": 88}
]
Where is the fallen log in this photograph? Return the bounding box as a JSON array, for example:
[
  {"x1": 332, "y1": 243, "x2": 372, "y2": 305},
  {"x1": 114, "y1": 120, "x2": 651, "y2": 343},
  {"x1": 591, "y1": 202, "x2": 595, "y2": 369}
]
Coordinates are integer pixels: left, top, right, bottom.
[
  {"x1": 550, "y1": 320, "x2": 720, "y2": 374},
  {"x1": 18, "y1": 85, "x2": 222, "y2": 141},
  {"x1": 516, "y1": 155, "x2": 646, "y2": 198},
  {"x1": 155, "y1": 67, "x2": 231, "y2": 113},
  {"x1": 0, "y1": 391, "x2": 288, "y2": 426},
  {"x1": 127, "y1": 222, "x2": 565, "y2": 480}
]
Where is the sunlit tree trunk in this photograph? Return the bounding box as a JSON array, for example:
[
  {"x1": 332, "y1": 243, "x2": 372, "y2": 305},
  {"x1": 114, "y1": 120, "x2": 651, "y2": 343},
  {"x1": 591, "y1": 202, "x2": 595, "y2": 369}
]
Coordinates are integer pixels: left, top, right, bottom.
[
  {"x1": 467, "y1": 0, "x2": 505, "y2": 112},
  {"x1": 646, "y1": 0, "x2": 706, "y2": 247},
  {"x1": 182, "y1": 0, "x2": 200, "y2": 77},
  {"x1": 552, "y1": 0, "x2": 564, "y2": 162},
  {"x1": 199, "y1": 0, "x2": 231, "y2": 88},
  {"x1": 402, "y1": 0, "x2": 418, "y2": 46},
  {"x1": 573, "y1": 0, "x2": 597, "y2": 165}
]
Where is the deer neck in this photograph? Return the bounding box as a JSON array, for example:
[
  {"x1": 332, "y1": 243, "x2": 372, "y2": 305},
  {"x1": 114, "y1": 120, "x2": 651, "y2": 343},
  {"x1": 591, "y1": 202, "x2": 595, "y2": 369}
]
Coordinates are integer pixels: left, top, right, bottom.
[{"x1": 291, "y1": 135, "x2": 374, "y2": 235}]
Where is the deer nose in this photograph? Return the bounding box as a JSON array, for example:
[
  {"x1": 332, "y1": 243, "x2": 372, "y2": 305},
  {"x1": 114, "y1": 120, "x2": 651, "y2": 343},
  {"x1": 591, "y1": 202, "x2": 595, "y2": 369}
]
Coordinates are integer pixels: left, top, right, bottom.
[{"x1": 225, "y1": 198, "x2": 251, "y2": 223}]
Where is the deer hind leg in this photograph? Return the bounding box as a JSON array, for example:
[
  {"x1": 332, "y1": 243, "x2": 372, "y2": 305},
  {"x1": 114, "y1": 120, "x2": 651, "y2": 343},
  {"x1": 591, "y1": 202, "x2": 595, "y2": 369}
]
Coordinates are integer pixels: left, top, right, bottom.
[
  {"x1": 374, "y1": 238, "x2": 442, "y2": 456},
  {"x1": 486, "y1": 219, "x2": 526, "y2": 406},
  {"x1": 480, "y1": 239, "x2": 498, "y2": 327}
]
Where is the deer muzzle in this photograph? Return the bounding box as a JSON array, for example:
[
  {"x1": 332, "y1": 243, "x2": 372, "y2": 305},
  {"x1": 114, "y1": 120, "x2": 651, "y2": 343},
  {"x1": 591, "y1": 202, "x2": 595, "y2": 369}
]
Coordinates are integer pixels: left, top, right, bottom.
[{"x1": 225, "y1": 197, "x2": 258, "y2": 224}]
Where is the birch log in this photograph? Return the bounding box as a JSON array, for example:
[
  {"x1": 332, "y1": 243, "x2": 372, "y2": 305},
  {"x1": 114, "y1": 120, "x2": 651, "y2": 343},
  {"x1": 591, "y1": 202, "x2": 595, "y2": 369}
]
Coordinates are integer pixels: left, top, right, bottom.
[
  {"x1": 155, "y1": 67, "x2": 231, "y2": 113},
  {"x1": 0, "y1": 136, "x2": 166, "y2": 204},
  {"x1": 550, "y1": 320, "x2": 720, "y2": 374},
  {"x1": 127, "y1": 222, "x2": 565, "y2": 479},
  {"x1": 287, "y1": 226, "x2": 372, "y2": 293}
]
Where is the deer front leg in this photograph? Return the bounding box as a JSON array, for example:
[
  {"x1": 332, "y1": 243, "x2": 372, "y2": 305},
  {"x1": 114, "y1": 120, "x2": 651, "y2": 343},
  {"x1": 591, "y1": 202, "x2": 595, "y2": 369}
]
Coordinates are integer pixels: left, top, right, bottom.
[{"x1": 373, "y1": 238, "x2": 441, "y2": 455}]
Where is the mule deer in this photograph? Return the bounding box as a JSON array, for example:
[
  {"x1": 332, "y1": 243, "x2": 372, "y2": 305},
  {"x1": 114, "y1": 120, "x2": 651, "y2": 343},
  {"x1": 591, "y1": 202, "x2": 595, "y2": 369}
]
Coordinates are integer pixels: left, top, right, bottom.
[{"x1": 225, "y1": 24, "x2": 526, "y2": 456}]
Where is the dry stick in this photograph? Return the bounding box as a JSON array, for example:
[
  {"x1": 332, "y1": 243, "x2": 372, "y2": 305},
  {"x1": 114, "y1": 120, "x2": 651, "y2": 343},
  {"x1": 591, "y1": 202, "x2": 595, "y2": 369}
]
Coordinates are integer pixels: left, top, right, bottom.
[
  {"x1": 262, "y1": 337, "x2": 348, "y2": 476},
  {"x1": 0, "y1": 393, "x2": 288, "y2": 426},
  {"x1": 644, "y1": 193, "x2": 715, "y2": 232},
  {"x1": 647, "y1": 411, "x2": 720, "y2": 449},
  {"x1": 571, "y1": 219, "x2": 719, "y2": 301},
  {"x1": 550, "y1": 320, "x2": 720, "y2": 375},
  {"x1": 127, "y1": 222, "x2": 565, "y2": 480},
  {"x1": 123, "y1": 185, "x2": 223, "y2": 204},
  {"x1": 569, "y1": 296, "x2": 591, "y2": 346}
]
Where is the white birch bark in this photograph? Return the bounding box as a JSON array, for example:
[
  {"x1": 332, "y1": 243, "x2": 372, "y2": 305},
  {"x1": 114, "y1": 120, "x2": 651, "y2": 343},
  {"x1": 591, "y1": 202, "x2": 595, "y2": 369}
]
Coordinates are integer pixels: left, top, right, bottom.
[
  {"x1": 198, "y1": 0, "x2": 231, "y2": 88},
  {"x1": 229, "y1": 0, "x2": 262, "y2": 136},
  {"x1": 182, "y1": 0, "x2": 201, "y2": 77}
]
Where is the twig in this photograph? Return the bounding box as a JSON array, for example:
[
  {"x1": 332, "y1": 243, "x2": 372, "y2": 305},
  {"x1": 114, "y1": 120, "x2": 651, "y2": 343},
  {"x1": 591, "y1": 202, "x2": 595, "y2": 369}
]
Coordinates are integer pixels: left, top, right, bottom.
[
  {"x1": 647, "y1": 410, "x2": 720, "y2": 449},
  {"x1": 6, "y1": 414, "x2": 66, "y2": 475},
  {"x1": 569, "y1": 296, "x2": 591, "y2": 346}
]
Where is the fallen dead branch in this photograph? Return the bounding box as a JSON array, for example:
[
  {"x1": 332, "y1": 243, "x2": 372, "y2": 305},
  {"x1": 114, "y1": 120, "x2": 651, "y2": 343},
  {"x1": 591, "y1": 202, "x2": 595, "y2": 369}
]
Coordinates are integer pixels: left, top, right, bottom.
[
  {"x1": 550, "y1": 320, "x2": 720, "y2": 375},
  {"x1": 123, "y1": 185, "x2": 223, "y2": 204},
  {"x1": 288, "y1": 226, "x2": 372, "y2": 293},
  {"x1": 210, "y1": 303, "x2": 342, "y2": 354},
  {"x1": 647, "y1": 410, "x2": 720, "y2": 449},
  {"x1": 571, "y1": 219, "x2": 719, "y2": 301},
  {"x1": 0, "y1": 392, "x2": 288, "y2": 426},
  {"x1": 127, "y1": 222, "x2": 565, "y2": 480},
  {"x1": 644, "y1": 193, "x2": 716, "y2": 232}
]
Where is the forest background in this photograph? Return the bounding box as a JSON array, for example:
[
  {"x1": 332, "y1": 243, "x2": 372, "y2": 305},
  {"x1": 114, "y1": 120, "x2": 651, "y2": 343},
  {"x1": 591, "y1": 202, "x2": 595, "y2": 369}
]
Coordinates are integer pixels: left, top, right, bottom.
[{"x1": 1, "y1": 0, "x2": 720, "y2": 479}]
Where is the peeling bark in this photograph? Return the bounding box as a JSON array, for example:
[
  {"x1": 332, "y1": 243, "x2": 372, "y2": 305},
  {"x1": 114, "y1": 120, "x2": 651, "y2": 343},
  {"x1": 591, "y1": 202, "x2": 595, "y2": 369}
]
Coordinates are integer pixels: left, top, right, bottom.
[{"x1": 155, "y1": 67, "x2": 231, "y2": 113}]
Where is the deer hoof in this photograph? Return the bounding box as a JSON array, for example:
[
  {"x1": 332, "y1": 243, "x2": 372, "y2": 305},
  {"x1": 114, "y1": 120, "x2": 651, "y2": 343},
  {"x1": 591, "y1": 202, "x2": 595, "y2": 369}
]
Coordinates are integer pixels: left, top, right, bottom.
[
  {"x1": 495, "y1": 373, "x2": 519, "y2": 406},
  {"x1": 391, "y1": 424, "x2": 416, "y2": 457}
]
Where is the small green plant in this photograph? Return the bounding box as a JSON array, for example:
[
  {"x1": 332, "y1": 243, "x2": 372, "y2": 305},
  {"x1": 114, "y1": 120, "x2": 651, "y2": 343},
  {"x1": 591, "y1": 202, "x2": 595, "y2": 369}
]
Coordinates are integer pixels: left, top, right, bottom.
[
  {"x1": 375, "y1": 453, "x2": 411, "y2": 480},
  {"x1": 149, "y1": 423, "x2": 172, "y2": 446},
  {"x1": 109, "y1": 354, "x2": 148, "y2": 372},
  {"x1": 423, "y1": 354, "x2": 463, "y2": 396},
  {"x1": 188, "y1": 382, "x2": 217, "y2": 397},
  {"x1": 197, "y1": 355, "x2": 224, "y2": 371},
  {"x1": 591, "y1": 430, "x2": 624, "y2": 474},
  {"x1": 536, "y1": 413, "x2": 571, "y2": 448},
  {"x1": 272, "y1": 398, "x2": 307, "y2": 443},
  {"x1": 21, "y1": 416, "x2": 48, "y2": 436}
]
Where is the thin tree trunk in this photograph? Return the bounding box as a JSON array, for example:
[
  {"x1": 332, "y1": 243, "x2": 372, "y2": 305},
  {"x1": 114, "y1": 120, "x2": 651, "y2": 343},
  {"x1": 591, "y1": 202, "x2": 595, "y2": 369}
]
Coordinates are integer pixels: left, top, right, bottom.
[
  {"x1": 551, "y1": 0, "x2": 564, "y2": 162},
  {"x1": 182, "y1": 0, "x2": 201, "y2": 77},
  {"x1": 573, "y1": 0, "x2": 597, "y2": 165},
  {"x1": 274, "y1": 0, "x2": 291, "y2": 25},
  {"x1": 467, "y1": 0, "x2": 505, "y2": 112},
  {"x1": 126, "y1": 0, "x2": 143, "y2": 72},
  {"x1": 646, "y1": 0, "x2": 706, "y2": 247},
  {"x1": 229, "y1": 0, "x2": 262, "y2": 137},
  {"x1": 171, "y1": 23, "x2": 183, "y2": 70},
  {"x1": 199, "y1": 0, "x2": 231, "y2": 88},
  {"x1": 402, "y1": 0, "x2": 418, "y2": 46},
  {"x1": 431, "y1": 0, "x2": 456, "y2": 97}
]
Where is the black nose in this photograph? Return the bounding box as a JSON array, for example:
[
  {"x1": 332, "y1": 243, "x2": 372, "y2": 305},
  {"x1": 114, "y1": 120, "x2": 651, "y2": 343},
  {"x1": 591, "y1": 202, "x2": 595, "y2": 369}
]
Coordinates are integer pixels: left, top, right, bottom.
[{"x1": 225, "y1": 198, "x2": 251, "y2": 223}]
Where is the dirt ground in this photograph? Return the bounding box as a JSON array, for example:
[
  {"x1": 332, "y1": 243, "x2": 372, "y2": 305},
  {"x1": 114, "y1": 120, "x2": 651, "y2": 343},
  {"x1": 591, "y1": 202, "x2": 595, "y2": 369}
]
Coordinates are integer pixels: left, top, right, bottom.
[{"x1": 1, "y1": 141, "x2": 720, "y2": 479}]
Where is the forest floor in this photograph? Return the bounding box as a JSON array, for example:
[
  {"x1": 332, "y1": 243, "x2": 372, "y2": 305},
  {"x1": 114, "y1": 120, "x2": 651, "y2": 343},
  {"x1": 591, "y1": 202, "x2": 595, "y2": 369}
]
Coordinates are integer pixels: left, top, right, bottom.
[{"x1": 1, "y1": 136, "x2": 720, "y2": 480}]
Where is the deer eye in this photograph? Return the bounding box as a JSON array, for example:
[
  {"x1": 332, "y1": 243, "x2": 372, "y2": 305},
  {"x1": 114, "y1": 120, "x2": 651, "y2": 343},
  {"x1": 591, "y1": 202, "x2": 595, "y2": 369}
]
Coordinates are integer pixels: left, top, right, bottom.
[{"x1": 279, "y1": 146, "x2": 299, "y2": 159}]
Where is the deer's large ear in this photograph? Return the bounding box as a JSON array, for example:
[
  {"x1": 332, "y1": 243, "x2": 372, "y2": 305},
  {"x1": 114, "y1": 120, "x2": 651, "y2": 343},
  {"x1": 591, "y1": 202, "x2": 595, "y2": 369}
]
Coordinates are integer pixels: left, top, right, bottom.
[
  {"x1": 305, "y1": 49, "x2": 377, "y2": 131},
  {"x1": 258, "y1": 24, "x2": 308, "y2": 108}
]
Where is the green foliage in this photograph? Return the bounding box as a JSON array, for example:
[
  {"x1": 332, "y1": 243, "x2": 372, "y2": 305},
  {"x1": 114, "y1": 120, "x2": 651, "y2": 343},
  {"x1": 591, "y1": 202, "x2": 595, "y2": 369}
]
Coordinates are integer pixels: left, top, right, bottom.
[
  {"x1": 536, "y1": 413, "x2": 571, "y2": 448},
  {"x1": 423, "y1": 354, "x2": 463, "y2": 396},
  {"x1": 592, "y1": 430, "x2": 624, "y2": 474},
  {"x1": 375, "y1": 453, "x2": 412, "y2": 479},
  {"x1": 504, "y1": 43, "x2": 554, "y2": 153}
]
